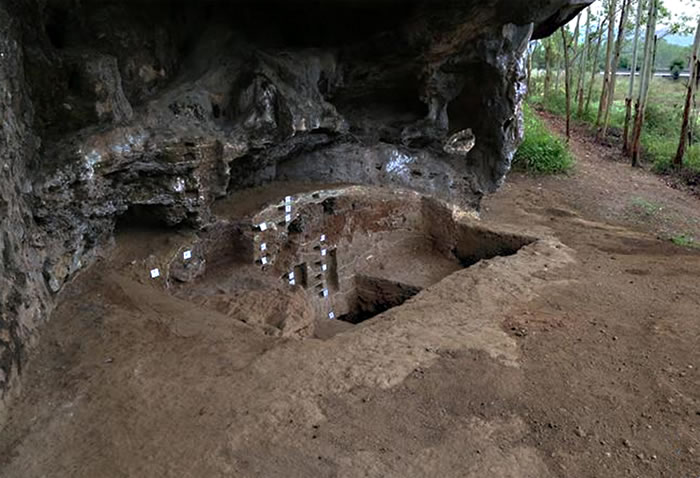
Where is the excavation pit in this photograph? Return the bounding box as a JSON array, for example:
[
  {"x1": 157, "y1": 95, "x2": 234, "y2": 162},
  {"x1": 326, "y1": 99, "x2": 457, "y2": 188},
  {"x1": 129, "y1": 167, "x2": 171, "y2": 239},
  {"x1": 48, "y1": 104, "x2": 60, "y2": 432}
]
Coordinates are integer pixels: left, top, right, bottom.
[
  {"x1": 336, "y1": 276, "x2": 422, "y2": 325},
  {"x1": 163, "y1": 185, "x2": 536, "y2": 339}
]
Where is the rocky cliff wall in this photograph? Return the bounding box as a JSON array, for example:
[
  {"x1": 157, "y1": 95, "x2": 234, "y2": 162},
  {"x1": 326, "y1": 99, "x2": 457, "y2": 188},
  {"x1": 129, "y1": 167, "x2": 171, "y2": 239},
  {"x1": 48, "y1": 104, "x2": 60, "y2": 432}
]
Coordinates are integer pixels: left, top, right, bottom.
[{"x1": 0, "y1": 0, "x2": 591, "y2": 422}]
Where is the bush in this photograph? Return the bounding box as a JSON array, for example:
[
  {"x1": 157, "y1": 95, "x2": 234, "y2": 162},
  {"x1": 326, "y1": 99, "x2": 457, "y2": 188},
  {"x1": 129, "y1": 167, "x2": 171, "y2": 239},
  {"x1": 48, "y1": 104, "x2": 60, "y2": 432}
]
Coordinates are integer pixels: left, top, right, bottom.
[
  {"x1": 644, "y1": 103, "x2": 681, "y2": 137},
  {"x1": 513, "y1": 105, "x2": 574, "y2": 174},
  {"x1": 669, "y1": 58, "x2": 685, "y2": 80},
  {"x1": 645, "y1": 133, "x2": 677, "y2": 172},
  {"x1": 529, "y1": 91, "x2": 567, "y2": 116},
  {"x1": 686, "y1": 145, "x2": 700, "y2": 174}
]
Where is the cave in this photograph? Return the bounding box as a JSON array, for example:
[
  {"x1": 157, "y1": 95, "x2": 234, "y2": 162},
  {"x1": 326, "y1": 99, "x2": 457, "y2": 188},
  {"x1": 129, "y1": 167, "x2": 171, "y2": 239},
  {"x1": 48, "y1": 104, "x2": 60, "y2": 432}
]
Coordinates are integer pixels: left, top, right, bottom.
[{"x1": 0, "y1": 0, "x2": 592, "y2": 436}]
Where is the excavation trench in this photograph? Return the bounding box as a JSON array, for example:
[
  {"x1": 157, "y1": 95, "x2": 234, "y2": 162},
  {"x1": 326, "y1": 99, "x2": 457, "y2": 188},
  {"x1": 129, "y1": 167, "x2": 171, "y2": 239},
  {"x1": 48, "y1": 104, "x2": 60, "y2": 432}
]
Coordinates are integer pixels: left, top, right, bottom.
[{"x1": 119, "y1": 184, "x2": 535, "y2": 339}]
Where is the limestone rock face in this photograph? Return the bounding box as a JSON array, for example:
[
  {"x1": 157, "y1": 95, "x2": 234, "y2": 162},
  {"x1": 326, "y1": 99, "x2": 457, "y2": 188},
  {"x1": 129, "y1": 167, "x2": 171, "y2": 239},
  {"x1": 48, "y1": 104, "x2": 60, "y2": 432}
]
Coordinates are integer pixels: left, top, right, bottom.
[{"x1": 0, "y1": 0, "x2": 591, "y2": 418}]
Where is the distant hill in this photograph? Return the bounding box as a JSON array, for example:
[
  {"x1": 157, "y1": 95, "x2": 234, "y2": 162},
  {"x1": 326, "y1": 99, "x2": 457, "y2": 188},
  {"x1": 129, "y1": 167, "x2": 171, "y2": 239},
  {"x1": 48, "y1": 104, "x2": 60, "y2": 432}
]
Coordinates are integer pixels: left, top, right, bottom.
[{"x1": 665, "y1": 33, "x2": 693, "y2": 47}]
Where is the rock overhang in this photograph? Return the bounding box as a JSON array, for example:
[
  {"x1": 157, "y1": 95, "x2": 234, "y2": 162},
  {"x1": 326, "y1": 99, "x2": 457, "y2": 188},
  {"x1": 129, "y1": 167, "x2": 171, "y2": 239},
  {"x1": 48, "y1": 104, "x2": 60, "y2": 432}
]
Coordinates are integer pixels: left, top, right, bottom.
[{"x1": 0, "y1": 0, "x2": 592, "y2": 424}]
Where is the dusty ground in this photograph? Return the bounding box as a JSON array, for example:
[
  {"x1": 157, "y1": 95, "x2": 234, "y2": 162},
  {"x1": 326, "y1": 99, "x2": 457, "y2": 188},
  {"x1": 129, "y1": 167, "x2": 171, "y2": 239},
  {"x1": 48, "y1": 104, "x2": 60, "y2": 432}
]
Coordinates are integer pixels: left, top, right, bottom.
[{"x1": 1, "y1": 116, "x2": 699, "y2": 478}]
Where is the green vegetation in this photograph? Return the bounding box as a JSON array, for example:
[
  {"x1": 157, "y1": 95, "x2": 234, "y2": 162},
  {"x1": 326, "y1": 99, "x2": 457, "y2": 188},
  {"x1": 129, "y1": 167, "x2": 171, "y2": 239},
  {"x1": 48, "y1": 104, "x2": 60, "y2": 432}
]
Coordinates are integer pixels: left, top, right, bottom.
[
  {"x1": 630, "y1": 197, "x2": 664, "y2": 216},
  {"x1": 513, "y1": 105, "x2": 574, "y2": 175},
  {"x1": 529, "y1": 75, "x2": 700, "y2": 175},
  {"x1": 650, "y1": 38, "x2": 692, "y2": 73},
  {"x1": 671, "y1": 234, "x2": 699, "y2": 248},
  {"x1": 669, "y1": 58, "x2": 685, "y2": 79}
]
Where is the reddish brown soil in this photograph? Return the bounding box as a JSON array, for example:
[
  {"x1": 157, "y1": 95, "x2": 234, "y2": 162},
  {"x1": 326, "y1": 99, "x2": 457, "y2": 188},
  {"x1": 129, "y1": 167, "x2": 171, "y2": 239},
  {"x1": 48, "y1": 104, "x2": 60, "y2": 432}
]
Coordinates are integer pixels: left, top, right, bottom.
[
  {"x1": 0, "y1": 115, "x2": 699, "y2": 477},
  {"x1": 481, "y1": 114, "x2": 700, "y2": 477}
]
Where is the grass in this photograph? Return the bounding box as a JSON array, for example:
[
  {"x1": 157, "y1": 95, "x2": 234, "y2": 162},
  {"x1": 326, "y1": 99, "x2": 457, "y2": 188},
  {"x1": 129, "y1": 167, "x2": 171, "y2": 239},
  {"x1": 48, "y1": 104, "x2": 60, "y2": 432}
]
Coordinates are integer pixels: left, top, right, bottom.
[
  {"x1": 671, "y1": 234, "x2": 699, "y2": 248},
  {"x1": 513, "y1": 104, "x2": 574, "y2": 175},
  {"x1": 629, "y1": 197, "x2": 664, "y2": 217},
  {"x1": 529, "y1": 75, "x2": 700, "y2": 176}
]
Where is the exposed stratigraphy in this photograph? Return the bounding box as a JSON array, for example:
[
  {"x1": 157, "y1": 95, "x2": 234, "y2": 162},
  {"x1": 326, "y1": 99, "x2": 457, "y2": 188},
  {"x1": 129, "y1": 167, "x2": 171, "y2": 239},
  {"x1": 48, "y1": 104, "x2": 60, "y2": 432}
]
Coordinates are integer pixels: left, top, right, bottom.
[{"x1": 0, "y1": 0, "x2": 591, "y2": 420}]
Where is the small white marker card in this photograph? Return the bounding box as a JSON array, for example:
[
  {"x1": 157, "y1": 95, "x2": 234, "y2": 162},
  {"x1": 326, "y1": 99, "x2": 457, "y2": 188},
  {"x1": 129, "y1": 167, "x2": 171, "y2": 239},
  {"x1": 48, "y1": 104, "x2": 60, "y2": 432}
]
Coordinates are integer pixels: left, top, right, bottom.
[
  {"x1": 289, "y1": 271, "x2": 295, "y2": 280},
  {"x1": 322, "y1": 289, "x2": 329, "y2": 298},
  {"x1": 259, "y1": 222, "x2": 267, "y2": 231},
  {"x1": 261, "y1": 257, "x2": 268, "y2": 265},
  {"x1": 320, "y1": 234, "x2": 326, "y2": 242},
  {"x1": 328, "y1": 312, "x2": 335, "y2": 320},
  {"x1": 285, "y1": 214, "x2": 292, "y2": 223},
  {"x1": 150, "y1": 268, "x2": 160, "y2": 279},
  {"x1": 285, "y1": 205, "x2": 292, "y2": 213},
  {"x1": 260, "y1": 243, "x2": 267, "y2": 251},
  {"x1": 321, "y1": 264, "x2": 328, "y2": 271},
  {"x1": 289, "y1": 279, "x2": 296, "y2": 286},
  {"x1": 183, "y1": 250, "x2": 192, "y2": 260},
  {"x1": 285, "y1": 196, "x2": 292, "y2": 203},
  {"x1": 321, "y1": 249, "x2": 327, "y2": 256}
]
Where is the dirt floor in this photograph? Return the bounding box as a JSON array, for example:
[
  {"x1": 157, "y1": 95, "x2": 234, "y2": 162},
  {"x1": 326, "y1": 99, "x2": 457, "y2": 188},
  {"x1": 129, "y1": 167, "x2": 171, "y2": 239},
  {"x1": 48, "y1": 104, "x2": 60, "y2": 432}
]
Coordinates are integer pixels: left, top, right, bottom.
[{"x1": 1, "y1": 115, "x2": 699, "y2": 478}]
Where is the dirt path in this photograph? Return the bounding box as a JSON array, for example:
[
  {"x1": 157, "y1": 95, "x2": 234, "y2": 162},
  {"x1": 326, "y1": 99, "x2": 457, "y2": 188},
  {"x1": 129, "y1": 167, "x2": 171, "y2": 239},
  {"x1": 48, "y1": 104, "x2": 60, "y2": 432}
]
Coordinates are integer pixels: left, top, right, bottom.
[
  {"x1": 1, "y1": 115, "x2": 699, "y2": 478},
  {"x1": 480, "y1": 114, "x2": 700, "y2": 477}
]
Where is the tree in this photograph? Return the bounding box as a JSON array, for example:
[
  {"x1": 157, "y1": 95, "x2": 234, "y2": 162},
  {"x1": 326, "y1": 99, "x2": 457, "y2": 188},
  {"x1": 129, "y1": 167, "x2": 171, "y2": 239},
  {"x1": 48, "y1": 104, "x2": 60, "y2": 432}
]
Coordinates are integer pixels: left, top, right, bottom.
[
  {"x1": 596, "y1": 0, "x2": 619, "y2": 128},
  {"x1": 601, "y1": 0, "x2": 632, "y2": 138},
  {"x1": 561, "y1": 26, "x2": 573, "y2": 140},
  {"x1": 526, "y1": 41, "x2": 537, "y2": 97},
  {"x1": 630, "y1": 0, "x2": 659, "y2": 167},
  {"x1": 624, "y1": 0, "x2": 645, "y2": 153},
  {"x1": 674, "y1": 17, "x2": 700, "y2": 168},
  {"x1": 585, "y1": 15, "x2": 608, "y2": 115},
  {"x1": 577, "y1": 9, "x2": 592, "y2": 117},
  {"x1": 544, "y1": 38, "x2": 554, "y2": 97}
]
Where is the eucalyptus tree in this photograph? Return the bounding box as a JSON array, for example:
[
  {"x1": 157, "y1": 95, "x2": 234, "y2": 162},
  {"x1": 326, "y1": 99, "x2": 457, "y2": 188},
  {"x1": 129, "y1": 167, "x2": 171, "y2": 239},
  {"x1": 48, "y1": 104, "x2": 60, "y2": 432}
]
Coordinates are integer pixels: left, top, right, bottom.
[
  {"x1": 597, "y1": 0, "x2": 619, "y2": 127},
  {"x1": 576, "y1": 9, "x2": 592, "y2": 117},
  {"x1": 601, "y1": 0, "x2": 632, "y2": 138},
  {"x1": 674, "y1": 17, "x2": 700, "y2": 167},
  {"x1": 630, "y1": 0, "x2": 659, "y2": 167},
  {"x1": 624, "y1": 0, "x2": 645, "y2": 153},
  {"x1": 585, "y1": 13, "x2": 608, "y2": 115}
]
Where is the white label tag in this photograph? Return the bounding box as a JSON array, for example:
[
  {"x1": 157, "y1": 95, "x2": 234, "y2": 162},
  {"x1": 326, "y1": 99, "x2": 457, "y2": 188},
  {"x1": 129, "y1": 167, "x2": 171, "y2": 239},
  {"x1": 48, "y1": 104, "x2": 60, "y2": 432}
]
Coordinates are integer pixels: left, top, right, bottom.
[
  {"x1": 285, "y1": 214, "x2": 292, "y2": 223},
  {"x1": 285, "y1": 205, "x2": 292, "y2": 213},
  {"x1": 289, "y1": 279, "x2": 296, "y2": 286},
  {"x1": 328, "y1": 312, "x2": 335, "y2": 320},
  {"x1": 150, "y1": 268, "x2": 160, "y2": 279},
  {"x1": 259, "y1": 223, "x2": 267, "y2": 231},
  {"x1": 261, "y1": 257, "x2": 268, "y2": 265},
  {"x1": 285, "y1": 196, "x2": 292, "y2": 203},
  {"x1": 183, "y1": 250, "x2": 192, "y2": 260},
  {"x1": 322, "y1": 289, "x2": 329, "y2": 297},
  {"x1": 260, "y1": 243, "x2": 267, "y2": 251},
  {"x1": 289, "y1": 271, "x2": 295, "y2": 280},
  {"x1": 320, "y1": 234, "x2": 326, "y2": 242},
  {"x1": 321, "y1": 249, "x2": 327, "y2": 256},
  {"x1": 321, "y1": 264, "x2": 328, "y2": 271}
]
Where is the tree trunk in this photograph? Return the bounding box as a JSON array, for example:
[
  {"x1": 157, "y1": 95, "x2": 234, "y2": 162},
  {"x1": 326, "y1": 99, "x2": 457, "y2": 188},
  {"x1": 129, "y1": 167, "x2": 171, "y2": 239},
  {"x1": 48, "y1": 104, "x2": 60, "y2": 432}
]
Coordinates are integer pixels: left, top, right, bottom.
[
  {"x1": 585, "y1": 16, "x2": 606, "y2": 115},
  {"x1": 526, "y1": 42, "x2": 534, "y2": 97},
  {"x1": 544, "y1": 39, "x2": 553, "y2": 98},
  {"x1": 674, "y1": 18, "x2": 700, "y2": 168},
  {"x1": 562, "y1": 27, "x2": 572, "y2": 140},
  {"x1": 624, "y1": 0, "x2": 644, "y2": 154},
  {"x1": 601, "y1": 0, "x2": 631, "y2": 138},
  {"x1": 596, "y1": 0, "x2": 618, "y2": 129},
  {"x1": 691, "y1": 98, "x2": 699, "y2": 146},
  {"x1": 577, "y1": 9, "x2": 592, "y2": 117},
  {"x1": 525, "y1": 44, "x2": 533, "y2": 96},
  {"x1": 631, "y1": 0, "x2": 658, "y2": 167}
]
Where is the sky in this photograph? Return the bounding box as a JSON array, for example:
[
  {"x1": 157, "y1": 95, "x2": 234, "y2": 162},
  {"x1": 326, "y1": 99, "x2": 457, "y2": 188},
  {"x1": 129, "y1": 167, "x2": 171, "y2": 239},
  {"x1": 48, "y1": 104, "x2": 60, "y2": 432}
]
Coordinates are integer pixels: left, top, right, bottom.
[{"x1": 588, "y1": 0, "x2": 699, "y2": 43}]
